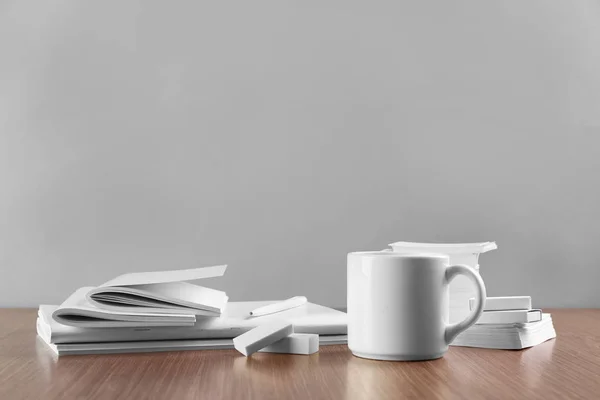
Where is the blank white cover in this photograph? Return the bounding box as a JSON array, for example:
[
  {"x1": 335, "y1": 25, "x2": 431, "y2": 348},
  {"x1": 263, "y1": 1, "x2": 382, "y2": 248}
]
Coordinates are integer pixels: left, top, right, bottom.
[{"x1": 100, "y1": 265, "x2": 227, "y2": 287}]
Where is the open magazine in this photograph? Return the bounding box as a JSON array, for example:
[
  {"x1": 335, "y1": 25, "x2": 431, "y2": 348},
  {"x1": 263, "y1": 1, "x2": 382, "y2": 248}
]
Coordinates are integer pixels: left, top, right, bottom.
[{"x1": 52, "y1": 265, "x2": 228, "y2": 328}]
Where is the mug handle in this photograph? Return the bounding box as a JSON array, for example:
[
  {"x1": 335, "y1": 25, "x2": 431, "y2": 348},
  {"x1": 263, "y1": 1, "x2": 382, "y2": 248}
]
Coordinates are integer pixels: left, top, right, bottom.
[{"x1": 444, "y1": 264, "x2": 487, "y2": 345}]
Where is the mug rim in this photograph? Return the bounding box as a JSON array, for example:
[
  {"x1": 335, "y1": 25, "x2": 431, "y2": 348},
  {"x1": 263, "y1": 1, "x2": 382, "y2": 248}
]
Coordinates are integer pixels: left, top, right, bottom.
[{"x1": 348, "y1": 251, "x2": 449, "y2": 260}]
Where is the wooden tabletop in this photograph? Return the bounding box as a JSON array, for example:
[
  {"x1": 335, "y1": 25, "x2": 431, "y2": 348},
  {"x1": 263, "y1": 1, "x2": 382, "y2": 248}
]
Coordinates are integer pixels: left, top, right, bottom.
[{"x1": 1, "y1": 309, "x2": 599, "y2": 400}]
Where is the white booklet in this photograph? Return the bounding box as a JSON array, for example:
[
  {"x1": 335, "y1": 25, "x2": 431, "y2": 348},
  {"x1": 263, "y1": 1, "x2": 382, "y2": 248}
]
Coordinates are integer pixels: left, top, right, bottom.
[{"x1": 52, "y1": 265, "x2": 228, "y2": 328}]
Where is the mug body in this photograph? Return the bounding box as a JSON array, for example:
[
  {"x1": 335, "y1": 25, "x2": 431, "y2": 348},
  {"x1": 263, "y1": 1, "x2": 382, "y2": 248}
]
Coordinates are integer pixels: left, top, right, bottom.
[{"x1": 347, "y1": 252, "x2": 450, "y2": 361}]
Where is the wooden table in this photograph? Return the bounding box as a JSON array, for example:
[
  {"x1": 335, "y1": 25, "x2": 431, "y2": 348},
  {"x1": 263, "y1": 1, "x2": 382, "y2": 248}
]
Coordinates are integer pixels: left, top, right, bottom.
[{"x1": 1, "y1": 309, "x2": 599, "y2": 399}]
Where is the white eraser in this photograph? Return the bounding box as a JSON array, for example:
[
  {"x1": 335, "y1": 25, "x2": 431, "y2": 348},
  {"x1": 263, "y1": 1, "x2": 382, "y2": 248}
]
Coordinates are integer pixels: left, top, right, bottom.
[
  {"x1": 259, "y1": 333, "x2": 319, "y2": 355},
  {"x1": 233, "y1": 321, "x2": 293, "y2": 356}
]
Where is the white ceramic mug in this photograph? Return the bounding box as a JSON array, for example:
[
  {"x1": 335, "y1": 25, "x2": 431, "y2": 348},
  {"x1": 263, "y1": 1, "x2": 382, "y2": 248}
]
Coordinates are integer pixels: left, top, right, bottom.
[{"x1": 347, "y1": 252, "x2": 486, "y2": 361}]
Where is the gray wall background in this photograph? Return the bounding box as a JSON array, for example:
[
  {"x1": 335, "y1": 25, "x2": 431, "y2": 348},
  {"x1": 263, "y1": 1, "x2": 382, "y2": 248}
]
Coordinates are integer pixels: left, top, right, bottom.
[{"x1": 1, "y1": 1, "x2": 599, "y2": 308}]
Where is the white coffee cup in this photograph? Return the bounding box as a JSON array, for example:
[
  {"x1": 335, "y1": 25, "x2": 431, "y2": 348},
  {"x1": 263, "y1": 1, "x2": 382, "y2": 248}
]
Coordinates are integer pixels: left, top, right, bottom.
[{"x1": 347, "y1": 251, "x2": 486, "y2": 361}]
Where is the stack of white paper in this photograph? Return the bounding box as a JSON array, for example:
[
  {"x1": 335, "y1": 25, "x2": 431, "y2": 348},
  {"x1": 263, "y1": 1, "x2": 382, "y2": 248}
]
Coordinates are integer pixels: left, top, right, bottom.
[
  {"x1": 453, "y1": 314, "x2": 556, "y2": 349},
  {"x1": 452, "y1": 296, "x2": 556, "y2": 349},
  {"x1": 36, "y1": 301, "x2": 348, "y2": 356}
]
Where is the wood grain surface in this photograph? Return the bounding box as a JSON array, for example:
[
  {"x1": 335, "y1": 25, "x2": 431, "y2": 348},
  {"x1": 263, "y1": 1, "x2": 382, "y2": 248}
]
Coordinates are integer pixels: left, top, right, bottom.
[{"x1": 1, "y1": 309, "x2": 599, "y2": 399}]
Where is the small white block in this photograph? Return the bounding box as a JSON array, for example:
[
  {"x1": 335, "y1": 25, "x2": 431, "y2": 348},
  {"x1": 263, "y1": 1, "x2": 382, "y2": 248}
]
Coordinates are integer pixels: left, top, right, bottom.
[
  {"x1": 259, "y1": 333, "x2": 319, "y2": 355},
  {"x1": 233, "y1": 321, "x2": 293, "y2": 356}
]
